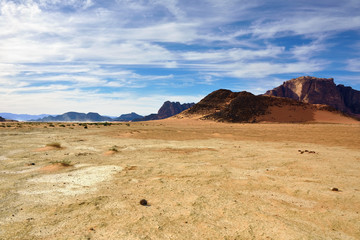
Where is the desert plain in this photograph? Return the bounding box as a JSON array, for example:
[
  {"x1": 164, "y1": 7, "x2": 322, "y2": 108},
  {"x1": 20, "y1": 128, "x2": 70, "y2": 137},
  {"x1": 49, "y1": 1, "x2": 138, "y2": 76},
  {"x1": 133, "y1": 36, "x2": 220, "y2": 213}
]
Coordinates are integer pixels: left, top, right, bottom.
[{"x1": 0, "y1": 119, "x2": 359, "y2": 240}]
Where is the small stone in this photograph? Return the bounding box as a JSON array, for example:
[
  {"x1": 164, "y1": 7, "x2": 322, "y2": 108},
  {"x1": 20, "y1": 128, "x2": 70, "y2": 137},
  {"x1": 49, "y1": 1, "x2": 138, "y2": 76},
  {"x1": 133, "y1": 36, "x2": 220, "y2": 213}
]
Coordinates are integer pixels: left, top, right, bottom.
[
  {"x1": 140, "y1": 199, "x2": 148, "y2": 206},
  {"x1": 331, "y1": 188, "x2": 339, "y2": 192}
]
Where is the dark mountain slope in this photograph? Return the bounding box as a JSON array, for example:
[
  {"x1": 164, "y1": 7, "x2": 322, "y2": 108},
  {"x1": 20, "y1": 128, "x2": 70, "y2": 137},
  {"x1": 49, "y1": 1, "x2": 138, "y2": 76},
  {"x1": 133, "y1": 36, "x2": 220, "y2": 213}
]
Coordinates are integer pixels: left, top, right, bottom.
[{"x1": 134, "y1": 101, "x2": 195, "y2": 121}]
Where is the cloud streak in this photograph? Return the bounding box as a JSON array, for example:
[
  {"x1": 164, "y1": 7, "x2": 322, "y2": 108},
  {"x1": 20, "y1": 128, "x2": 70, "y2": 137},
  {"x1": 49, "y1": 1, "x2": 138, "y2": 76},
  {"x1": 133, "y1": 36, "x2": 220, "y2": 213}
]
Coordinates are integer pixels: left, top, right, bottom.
[{"x1": 0, "y1": 0, "x2": 359, "y2": 114}]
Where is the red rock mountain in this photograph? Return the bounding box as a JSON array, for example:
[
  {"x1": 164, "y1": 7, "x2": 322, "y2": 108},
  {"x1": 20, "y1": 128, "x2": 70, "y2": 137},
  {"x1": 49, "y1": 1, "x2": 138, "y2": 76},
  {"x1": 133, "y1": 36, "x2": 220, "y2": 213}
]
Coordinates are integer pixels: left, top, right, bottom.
[
  {"x1": 157, "y1": 101, "x2": 195, "y2": 119},
  {"x1": 178, "y1": 89, "x2": 358, "y2": 123},
  {"x1": 264, "y1": 76, "x2": 360, "y2": 118}
]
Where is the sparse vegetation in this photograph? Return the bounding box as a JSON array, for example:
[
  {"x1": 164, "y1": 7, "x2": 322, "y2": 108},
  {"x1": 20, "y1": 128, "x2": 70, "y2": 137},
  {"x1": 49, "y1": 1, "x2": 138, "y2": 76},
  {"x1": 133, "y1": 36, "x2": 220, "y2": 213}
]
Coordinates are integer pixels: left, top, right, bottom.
[
  {"x1": 51, "y1": 160, "x2": 72, "y2": 167},
  {"x1": 46, "y1": 142, "x2": 62, "y2": 149},
  {"x1": 109, "y1": 145, "x2": 119, "y2": 152}
]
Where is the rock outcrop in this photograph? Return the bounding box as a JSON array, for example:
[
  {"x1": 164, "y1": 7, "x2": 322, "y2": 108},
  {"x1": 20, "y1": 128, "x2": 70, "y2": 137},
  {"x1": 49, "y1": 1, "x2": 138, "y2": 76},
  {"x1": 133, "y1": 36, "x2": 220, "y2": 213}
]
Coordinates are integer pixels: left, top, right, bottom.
[
  {"x1": 0, "y1": 116, "x2": 6, "y2": 122},
  {"x1": 134, "y1": 101, "x2": 195, "y2": 121},
  {"x1": 264, "y1": 76, "x2": 360, "y2": 117}
]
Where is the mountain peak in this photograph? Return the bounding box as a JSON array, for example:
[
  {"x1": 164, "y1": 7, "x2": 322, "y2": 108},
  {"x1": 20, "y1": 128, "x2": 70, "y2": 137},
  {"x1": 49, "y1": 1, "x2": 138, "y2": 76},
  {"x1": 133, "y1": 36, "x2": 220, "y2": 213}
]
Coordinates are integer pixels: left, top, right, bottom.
[{"x1": 264, "y1": 76, "x2": 360, "y2": 116}]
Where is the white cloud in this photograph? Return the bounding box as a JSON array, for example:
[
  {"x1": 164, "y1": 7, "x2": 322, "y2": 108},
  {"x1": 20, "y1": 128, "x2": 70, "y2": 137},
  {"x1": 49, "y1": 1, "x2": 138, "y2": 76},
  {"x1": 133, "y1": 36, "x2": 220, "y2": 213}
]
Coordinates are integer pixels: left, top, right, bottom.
[
  {"x1": 181, "y1": 46, "x2": 284, "y2": 63},
  {"x1": 0, "y1": 88, "x2": 202, "y2": 115},
  {"x1": 250, "y1": 12, "x2": 360, "y2": 39},
  {"x1": 0, "y1": 0, "x2": 359, "y2": 115},
  {"x1": 346, "y1": 59, "x2": 360, "y2": 72}
]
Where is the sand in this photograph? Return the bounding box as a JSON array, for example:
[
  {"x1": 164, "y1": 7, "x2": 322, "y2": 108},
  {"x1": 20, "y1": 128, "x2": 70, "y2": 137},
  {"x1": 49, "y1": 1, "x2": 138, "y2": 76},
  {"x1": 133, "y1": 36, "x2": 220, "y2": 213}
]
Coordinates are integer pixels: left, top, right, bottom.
[{"x1": 0, "y1": 121, "x2": 359, "y2": 239}]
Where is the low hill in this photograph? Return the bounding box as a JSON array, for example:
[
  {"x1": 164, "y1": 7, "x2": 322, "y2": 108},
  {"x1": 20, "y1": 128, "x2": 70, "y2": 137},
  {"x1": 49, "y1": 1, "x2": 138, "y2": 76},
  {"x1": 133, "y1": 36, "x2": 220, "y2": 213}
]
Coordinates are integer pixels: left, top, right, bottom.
[
  {"x1": 177, "y1": 89, "x2": 358, "y2": 124},
  {"x1": 113, "y1": 112, "x2": 143, "y2": 122}
]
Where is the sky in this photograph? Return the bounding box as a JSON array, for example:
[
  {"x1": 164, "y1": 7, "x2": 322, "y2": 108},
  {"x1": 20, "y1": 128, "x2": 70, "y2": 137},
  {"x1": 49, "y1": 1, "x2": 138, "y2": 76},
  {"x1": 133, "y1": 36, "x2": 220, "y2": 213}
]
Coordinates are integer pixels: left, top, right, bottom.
[{"x1": 0, "y1": 0, "x2": 360, "y2": 116}]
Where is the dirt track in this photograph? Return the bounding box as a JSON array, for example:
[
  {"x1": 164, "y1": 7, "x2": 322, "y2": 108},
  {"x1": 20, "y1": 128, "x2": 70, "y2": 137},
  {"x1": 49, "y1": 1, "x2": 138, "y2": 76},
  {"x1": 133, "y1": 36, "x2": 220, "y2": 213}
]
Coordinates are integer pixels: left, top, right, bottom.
[{"x1": 0, "y1": 120, "x2": 359, "y2": 239}]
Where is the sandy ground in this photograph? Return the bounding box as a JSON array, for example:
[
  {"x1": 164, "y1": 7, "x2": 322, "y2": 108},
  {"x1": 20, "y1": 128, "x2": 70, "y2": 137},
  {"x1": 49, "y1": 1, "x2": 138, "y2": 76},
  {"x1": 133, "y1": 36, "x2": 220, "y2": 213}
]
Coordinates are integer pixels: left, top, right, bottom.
[{"x1": 0, "y1": 120, "x2": 359, "y2": 239}]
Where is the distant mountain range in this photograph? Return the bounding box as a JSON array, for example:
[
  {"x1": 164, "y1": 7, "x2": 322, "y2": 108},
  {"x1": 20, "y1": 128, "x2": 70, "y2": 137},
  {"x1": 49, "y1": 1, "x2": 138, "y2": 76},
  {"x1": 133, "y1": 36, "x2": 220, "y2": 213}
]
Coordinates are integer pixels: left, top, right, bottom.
[
  {"x1": 35, "y1": 112, "x2": 113, "y2": 122},
  {"x1": 0, "y1": 113, "x2": 51, "y2": 121},
  {"x1": 16, "y1": 101, "x2": 193, "y2": 122}
]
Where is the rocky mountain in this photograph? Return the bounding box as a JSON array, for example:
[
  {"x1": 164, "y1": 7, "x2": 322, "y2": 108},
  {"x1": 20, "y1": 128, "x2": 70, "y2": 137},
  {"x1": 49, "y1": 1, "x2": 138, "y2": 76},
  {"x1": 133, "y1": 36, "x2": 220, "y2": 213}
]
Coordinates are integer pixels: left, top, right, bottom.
[
  {"x1": 264, "y1": 76, "x2": 360, "y2": 118},
  {"x1": 35, "y1": 112, "x2": 113, "y2": 122},
  {"x1": 0, "y1": 113, "x2": 51, "y2": 121},
  {"x1": 178, "y1": 89, "x2": 357, "y2": 123},
  {"x1": 113, "y1": 112, "x2": 143, "y2": 122},
  {"x1": 134, "y1": 101, "x2": 195, "y2": 121},
  {"x1": 157, "y1": 101, "x2": 195, "y2": 119}
]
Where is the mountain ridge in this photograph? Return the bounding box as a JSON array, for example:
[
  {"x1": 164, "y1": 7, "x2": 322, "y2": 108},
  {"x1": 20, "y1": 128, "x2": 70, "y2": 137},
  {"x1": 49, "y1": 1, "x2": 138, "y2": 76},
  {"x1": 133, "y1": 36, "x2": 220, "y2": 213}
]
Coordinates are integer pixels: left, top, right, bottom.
[
  {"x1": 35, "y1": 112, "x2": 113, "y2": 122},
  {"x1": 177, "y1": 89, "x2": 358, "y2": 123},
  {"x1": 0, "y1": 113, "x2": 51, "y2": 121}
]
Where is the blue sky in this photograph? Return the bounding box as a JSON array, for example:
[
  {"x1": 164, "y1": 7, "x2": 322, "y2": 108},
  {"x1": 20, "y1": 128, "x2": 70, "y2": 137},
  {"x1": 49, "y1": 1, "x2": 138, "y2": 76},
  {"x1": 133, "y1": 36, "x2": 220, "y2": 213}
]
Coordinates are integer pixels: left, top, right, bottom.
[{"x1": 0, "y1": 0, "x2": 359, "y2": 116}]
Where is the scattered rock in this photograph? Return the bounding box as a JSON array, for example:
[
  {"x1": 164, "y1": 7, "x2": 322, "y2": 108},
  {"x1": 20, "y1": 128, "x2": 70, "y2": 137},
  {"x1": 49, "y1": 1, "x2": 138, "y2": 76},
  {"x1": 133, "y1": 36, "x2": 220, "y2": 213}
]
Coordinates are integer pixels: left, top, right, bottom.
[
  {"x1": 299, "y1": 150, "x2": 316, "y2": 154},
  {"x1": 331, "y1": 188, "x2": 339, "y2": 192},
  {"x1": 140, "y1": 199, "x2": 148, "y2": 206}
]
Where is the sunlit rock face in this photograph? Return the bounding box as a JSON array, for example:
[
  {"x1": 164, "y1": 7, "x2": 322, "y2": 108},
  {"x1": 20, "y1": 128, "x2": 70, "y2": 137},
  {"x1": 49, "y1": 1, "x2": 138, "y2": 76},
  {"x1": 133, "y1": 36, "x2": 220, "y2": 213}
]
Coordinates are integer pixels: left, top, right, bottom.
[{"x1": 265, "y1": 76, "x2": 360, "y2": 116}]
